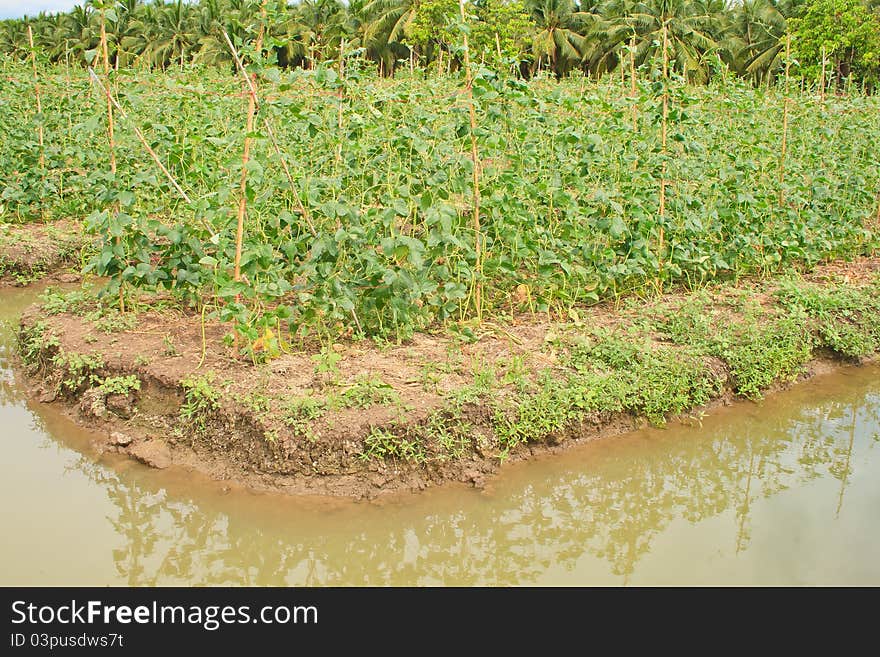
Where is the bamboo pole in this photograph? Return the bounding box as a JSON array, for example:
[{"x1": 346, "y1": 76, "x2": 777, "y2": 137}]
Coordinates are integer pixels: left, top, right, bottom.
[
  {"x1": 98, "y1": 10, "x2": 116, "y2": 176},
  {"x1": 87, "y1": 69, "x2": 192, "y2": 206},
  {"x1": 223, "y1": 0, "x2": 267, "y2": 353},
  {"x1": 27, "y1": 25, "x2": 45, "y2": 170},
  {"x1": 819, "y1": 45, "x2": 826, "y2": 102},
  {"x1": 779, "y1": 34, "x2": 791, "y2": 207},
  {"x1": 630, "y1": 35, "x2": 637, "y2": 132},
  {"x1": 657, "y1": 20, "x2": 669, "y2": 290},
  {"x1": 459, "y1": 0, "x2": 483, "y2": 321},
  {"x1": 336, "y1": 37, "x2": 346, "y2": 170},
  {"x1": 98, "y1": 8, "x2": 124, "y2": 312}
]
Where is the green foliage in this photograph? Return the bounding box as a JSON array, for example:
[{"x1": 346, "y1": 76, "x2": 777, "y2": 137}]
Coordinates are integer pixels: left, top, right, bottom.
[
  {"x1": 51, "y1": 351, "x2": 105, "y2": 394},
  {"x1": 98, "y1": 374, "x2": 141, "y2": 395},
  {"x1": 408, "y1": 0, "x2": 459, "y2": 54},
  {"x1": 775, "y1": 280, "x2": 880, "y2": 358},
  {"x1": 716, "y1": 312, "x2": 814, "y2": 400},
  {"x1": 2, "y1": 60, "x2": 879, "y2": 344},
  {"x1": 40, "y1": 288, "x2": 93, "y2": 316},
  {"x1": 339, "y1": 374, "x2": 399, "y2": 408},
  {"x1": 360, "y1": 427, "x2": 426, "y2": 462},
  {"x1": 18, "y1": 321, "x2": 60, "y2": 368},
  {"x1": 495, "y1": 329, "x2": 724, "y2": 453},
  {"x1": 312, "y1": 347, "x2": 342, "y2": 385},
  {"x1": 283, "y1": 394, "x2": 327, "y2": 438},
  {"x1": 180, "y1": 371, "x2": 221, "y2": 427},
  {"x1": 425, "y1": 409, "x2": 474, "y2": 459},
  {"x1": 790, "y1": 0, "x2": 880, "y2": 85}
]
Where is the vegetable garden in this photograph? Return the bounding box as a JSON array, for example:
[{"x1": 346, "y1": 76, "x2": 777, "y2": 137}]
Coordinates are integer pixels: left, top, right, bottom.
[{"x1": 2, "y1": 50, "x2": 879, "y2": 356}]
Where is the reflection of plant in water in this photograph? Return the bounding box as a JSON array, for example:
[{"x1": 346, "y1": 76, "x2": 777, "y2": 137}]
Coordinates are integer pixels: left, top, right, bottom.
[{"x1": 64, "y1": 383, "x2": 880, "y2": 585}]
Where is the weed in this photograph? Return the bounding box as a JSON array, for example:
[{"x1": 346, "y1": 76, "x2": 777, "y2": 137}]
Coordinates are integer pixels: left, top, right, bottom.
[
  {"x1": 359, "y1": 427, "x2": 425, "y2": 462},
  {"x1": 775, "y1": 281, "x2": 880, "y2": 359},
  {"x1": 718, "y1": 312, "x2": 813, "y2": 399},
  {"x1": 162, "y1": 335, "x2": 178, "y2": 357},
  {"x1": 18, "y1": 321, "x2": 60, "y2": 368},
  {"x1": 51, "y1": 351, "x2": 104, "y2": 394},
  {"x1": 98, "y1": 374, "x2": 141, "y2": 396},
  {"x1": 180, "y1": 372, "x2": 221, "y2": 428},
  {"x1": 283, "y1": 395, "x2": 327, "y2": 439},
  {"x1": 339, "y1": 374, "x2": 399, "y2": 408},
  {"x1": 424, "y1": 411, "x2": 473, "y2": 460},
  {"x1": 87, "y1": 309, "x2": 136, "y2": 334},
  {"x1": 40, "y1": 288, "x2": 92, "y2": 316},
  {"x1": 312, "y1": 347, "x2": 342, "y2": 386}
]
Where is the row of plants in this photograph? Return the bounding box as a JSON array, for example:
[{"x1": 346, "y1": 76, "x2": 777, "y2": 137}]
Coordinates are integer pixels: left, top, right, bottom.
[{"x1": 2, "y1": 53, "x2": 879, "y2": 352}]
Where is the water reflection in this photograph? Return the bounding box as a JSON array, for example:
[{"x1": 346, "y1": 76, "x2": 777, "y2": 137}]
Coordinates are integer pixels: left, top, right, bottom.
[
  {"x1": 61, "y1": 372, "x2": 880, "y2": 585},
  {"x1": 2, "y1": 284, "x2": 879, "y2": 585}
]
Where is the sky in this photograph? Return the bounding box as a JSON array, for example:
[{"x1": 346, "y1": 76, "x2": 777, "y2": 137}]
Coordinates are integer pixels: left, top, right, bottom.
[{"x1": 0, "y1": 1, "x2": 82, "y2": 20}]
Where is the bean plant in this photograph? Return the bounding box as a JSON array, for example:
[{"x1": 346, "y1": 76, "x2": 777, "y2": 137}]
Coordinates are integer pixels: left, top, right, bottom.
[{"x1": 1, "y1": 53, "x2": 878, "y2": 350}]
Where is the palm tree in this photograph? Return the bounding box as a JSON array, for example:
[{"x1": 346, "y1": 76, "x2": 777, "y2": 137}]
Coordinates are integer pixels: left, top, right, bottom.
[
  {"x1": 589, "y1": 0, "x2": 727, "y2": 82},
  {"x1": 290, "y1": 0, "x2": 349, "y2": 66},
  {"x1": 727, "y1": 0, "x2": 791, "y2": 83},
  {"x1": 62, "y1": 3, "x2": 99, "y2": 66},
  {"x1": 193, "y1": 0, "x2": 256, "y2": 67},
  {"x1": 134, "y1": 0, "x2": 199, "y2": 69},
  {"x1": 0, "y1": 19, "x2": 29, "y2": 58},
  {"x1": 527, "y1": 0, "x2": 594, "y2": 76},
  {"x1": 362, "y1": 0, "x2": 417, "y2": 73}
]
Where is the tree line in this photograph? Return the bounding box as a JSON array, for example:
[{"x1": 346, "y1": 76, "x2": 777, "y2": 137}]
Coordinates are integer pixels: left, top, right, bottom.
[{"x1": 2, "y1": 0, "x2": 879, "y2": 86}]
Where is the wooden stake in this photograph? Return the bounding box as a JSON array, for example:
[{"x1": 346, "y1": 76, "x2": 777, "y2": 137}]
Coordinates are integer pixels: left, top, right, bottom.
[
  {"x1": 99, "y1": 10, "x2": 116, "y2": 176},
  {"x1": 459, "y1": 0, "x2": 483, "y2": 321},
  {"x1": 779, "y1": 34, "x2": 791, "y2": 207},
  {"x1": 223, "y1": 0, "x2": 267, "y2": 353},
  {"x1": 819, "y1": 45, "x2": 826, "y2": 102},
  {"x1": 630, "y1": 35, "x2": 637, "y2": 132},
  {"x1": 336, "y1": 37, "x2": 346, "y2": 169},
  {"x1": 657, "y1": 20, "x2": 669, "y2": 290},
  {"x1": 98, "y1": 9, "x2": 124, "y2": 312},
  {"x1": 27, "y1": 25, "x2": 45, "y2": 170}
]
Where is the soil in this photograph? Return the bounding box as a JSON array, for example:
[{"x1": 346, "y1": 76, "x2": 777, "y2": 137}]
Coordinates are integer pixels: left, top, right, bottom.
[
  {"x1": 11, "y1": 253, "x2": 880, "y2": 500},
  {"x1": 0, "y1": 220, "x2": 87, "y2": 286}
]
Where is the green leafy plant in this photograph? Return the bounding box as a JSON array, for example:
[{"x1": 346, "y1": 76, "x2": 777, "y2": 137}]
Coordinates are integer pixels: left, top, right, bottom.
[{"x1": 98, "y1": 374, "x2": 141, "y2": 395}]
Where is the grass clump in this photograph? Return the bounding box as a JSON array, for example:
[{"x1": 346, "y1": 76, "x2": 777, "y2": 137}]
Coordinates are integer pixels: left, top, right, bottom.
[
  {"x1": 51, "y1": 351, "x2": 104, "y2": 394},
  {"x1": 98, "y1": 374, "x2": 141, "y2": 396},
  {"x1": 774, "y1": 280, "x2": 880, "y2": 359},
  {"x1": 18, "y1": 321, "x2": 60, "y2": 369},
  {"x1": 715, "y1": 312, "x2": 813, "y2": 400},
  {"x1": 180, "y1": 372, "x2": 221, "y2": 429},
  {"x1": 339, "y1": 374, "x2": 399, "y2": 409},
  {"x1": 360, "y1": 428, "x2": 425, "y2": 462}
]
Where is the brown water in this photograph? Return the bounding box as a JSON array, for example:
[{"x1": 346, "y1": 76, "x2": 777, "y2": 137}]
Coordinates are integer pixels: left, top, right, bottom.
[{"x1": 1, "y1": 285, "x2": 879, "y2": 586}]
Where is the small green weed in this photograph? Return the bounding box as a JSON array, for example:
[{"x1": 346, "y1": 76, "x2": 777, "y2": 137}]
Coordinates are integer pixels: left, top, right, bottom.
[
  {"x1": 340, "y1": 374, "x2": 399, "y2": 408},
  {"x1": 360, "y1": 427, "x2": 425, "y2": 462},
  {"x1": 180, "y1": 372, "x2": 221, "y2": 428},
  {"x1": 98, "y1": 375, "x2": 141, "y2": 395},
  {"x1": 51, "y1": 351, "x2": 104, "y2": 394}
]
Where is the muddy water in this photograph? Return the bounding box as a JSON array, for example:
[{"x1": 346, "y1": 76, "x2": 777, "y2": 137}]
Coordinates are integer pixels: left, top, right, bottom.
[{"x1": 1, "y1": 286, "x2": 879, "y2": 585}]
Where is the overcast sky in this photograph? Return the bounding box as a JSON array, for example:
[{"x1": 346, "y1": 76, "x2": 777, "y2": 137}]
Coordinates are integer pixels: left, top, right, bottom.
[{"x1": 0, "y1": 1, "x2": 83, "y2": 19}]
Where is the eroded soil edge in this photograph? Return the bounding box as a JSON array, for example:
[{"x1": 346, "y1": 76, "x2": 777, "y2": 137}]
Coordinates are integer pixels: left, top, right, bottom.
[{"x1": 13, "y1": 257, "x2": 880, "y2": 499}]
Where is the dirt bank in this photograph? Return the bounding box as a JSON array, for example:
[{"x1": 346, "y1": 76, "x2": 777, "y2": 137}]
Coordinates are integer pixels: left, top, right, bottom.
[
  {"x1": 14, "y1": 256, "x2": 880, "y2": 499},
  {"x1": 0, "y1": 220, "x2": 88, "y2": 286}
]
